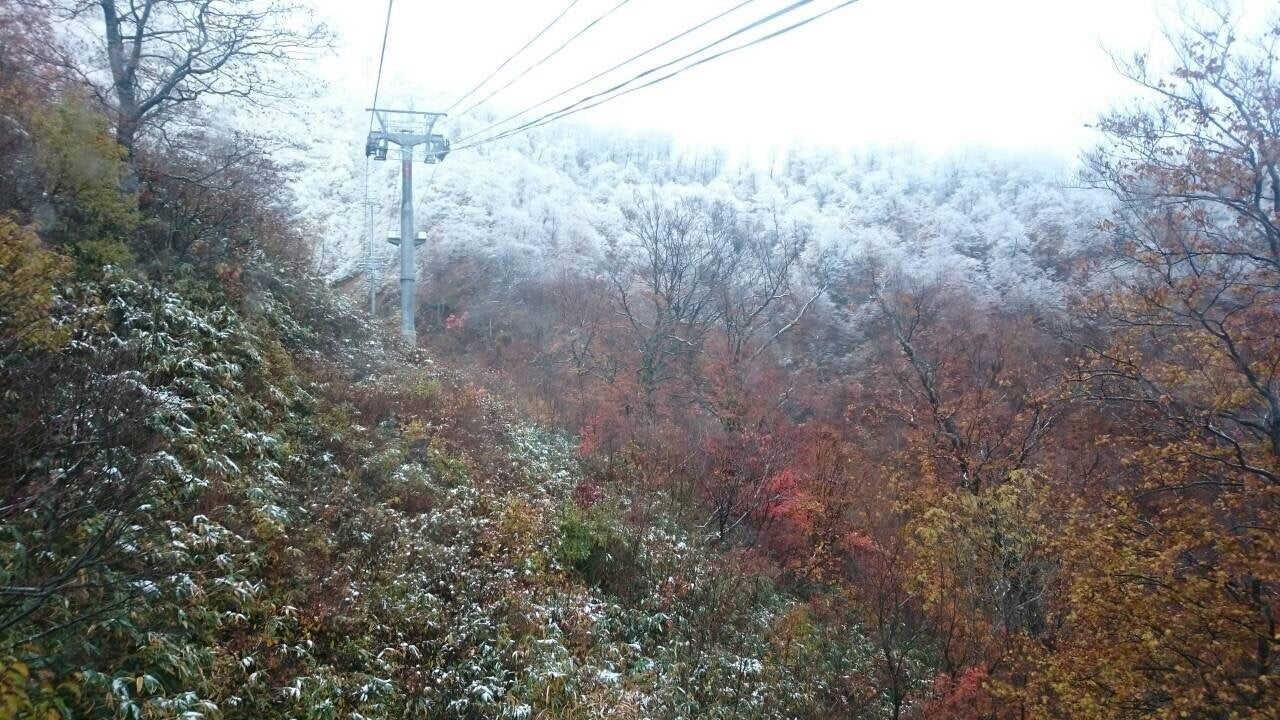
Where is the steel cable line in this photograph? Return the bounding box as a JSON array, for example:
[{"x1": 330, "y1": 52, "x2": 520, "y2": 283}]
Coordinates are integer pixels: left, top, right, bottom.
[
  {"x1": 367, "y1": 0, "x2": 396, "y2": 133},
  {"x1": 445, "y1": 0, "x2": 583, "y2": 115},
  {"x1": 455, "y1": 0, "x2": 759, "y2": 145},
  {"x1": 361, "y1": 0, "x2": 396, "y2": 283},
  {"x1": 413, "y1": 160, "x2": 445, "y2": 227},
  {"x1": 364, "y1": 0, "x2": 396, "y2": 221},
  {"x1": 452, "y1": 0, "x2": 636, "y2": 121},
  {"x1": 455, "y1": 0, "x2": 860, "y2": 151}
]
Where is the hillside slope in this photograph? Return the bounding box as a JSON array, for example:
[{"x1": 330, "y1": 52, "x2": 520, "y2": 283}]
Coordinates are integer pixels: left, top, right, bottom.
[{"x1": 1, "y1": 245, "x2": 889, "y2": 719}]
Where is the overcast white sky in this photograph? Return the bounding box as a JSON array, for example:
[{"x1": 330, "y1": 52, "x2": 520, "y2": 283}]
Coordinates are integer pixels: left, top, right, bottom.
[{"x1": 310, "y1": 0, "x2": 1276, "y2": 160}]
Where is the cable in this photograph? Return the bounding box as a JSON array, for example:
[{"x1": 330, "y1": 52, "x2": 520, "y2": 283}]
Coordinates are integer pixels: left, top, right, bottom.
[
  {"x1": 456, "y1": 0, "x2": 759, "y2": 145},
  {"x1": 367, "y1": 0, "x2": 395, "y2": 132},
  {"x1": 415, "y1": 161, "x2": 445, "y2": 221},
  {"x1": 459, "y1": 0, "x2": 822, "y2": 148},
  {"x1": 363, "y1": 0, "x2": 391, "y2": 243},
  {"x1": 458, "y1": 0, "x2": 859, "y2": 151},
  {"x1": 360, "y1": 0, "x2": 395, "y2": 294},
  {"x1": 467, "y1": 0, "x2": 858, "y2": 150},
  {"x1": 445, "y1": 0, "x2": 583, "y2": 115},
  {"x1": 453, "y1": 0, "x2": 636, "y2": 121}
]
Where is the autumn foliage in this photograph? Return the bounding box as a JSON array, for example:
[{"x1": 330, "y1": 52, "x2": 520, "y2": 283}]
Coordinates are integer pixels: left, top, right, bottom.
[
  {"x1": 413, "y1": 6, "x2": 1280, "y2": 719},
  {"x1": 2, "y1": 0, "x2": 1279, "y2": 717}
]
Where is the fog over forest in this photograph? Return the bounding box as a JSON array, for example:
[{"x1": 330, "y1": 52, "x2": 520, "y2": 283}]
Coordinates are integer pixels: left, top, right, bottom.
[
  {"x1": 1, "y1": 1, "x2": 1278, "y2": 719},
  {"x1": 298, "y1": 108, "x2": 1110, "y2": 306}
]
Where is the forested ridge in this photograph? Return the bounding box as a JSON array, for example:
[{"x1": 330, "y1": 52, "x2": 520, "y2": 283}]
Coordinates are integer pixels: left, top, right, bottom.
[{"x1": 1, "y1": 1, "x2": 1278, "y2": 719}]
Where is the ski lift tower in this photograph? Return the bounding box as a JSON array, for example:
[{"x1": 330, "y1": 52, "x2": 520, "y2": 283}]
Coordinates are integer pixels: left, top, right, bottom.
[{"x1": 365, "y1": 108, "x2": 450, "y2": 343}]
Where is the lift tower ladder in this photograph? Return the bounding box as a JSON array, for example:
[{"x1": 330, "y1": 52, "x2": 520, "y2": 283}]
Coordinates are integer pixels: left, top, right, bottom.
[{"x1": 366, "y1": 108, "x2": 450, "y2": 343}]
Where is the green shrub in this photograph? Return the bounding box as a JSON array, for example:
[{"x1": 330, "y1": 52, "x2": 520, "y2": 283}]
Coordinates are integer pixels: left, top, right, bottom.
[
  {"x1": 68, "y1": 236, "x2": 135, "y2": 276},
  {"x1": 557, "y1": 505, "x2": 640, "y2": 597}
]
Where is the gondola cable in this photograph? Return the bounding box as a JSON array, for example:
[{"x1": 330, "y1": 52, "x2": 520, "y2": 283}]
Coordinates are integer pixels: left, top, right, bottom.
[{"x1": 458, "y1": 0, "x2": 860, "y2": 151}]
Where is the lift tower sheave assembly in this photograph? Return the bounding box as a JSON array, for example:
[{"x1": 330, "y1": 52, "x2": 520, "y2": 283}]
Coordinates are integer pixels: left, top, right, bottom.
[{"x1": 365, "y1": 108, "x2": 451, "y2": 344}]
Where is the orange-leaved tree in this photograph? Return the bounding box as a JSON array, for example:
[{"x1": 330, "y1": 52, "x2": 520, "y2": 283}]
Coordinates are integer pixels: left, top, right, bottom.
[{"x1": 1037, "y1": 6, "x2": 1280, "y2": 717}]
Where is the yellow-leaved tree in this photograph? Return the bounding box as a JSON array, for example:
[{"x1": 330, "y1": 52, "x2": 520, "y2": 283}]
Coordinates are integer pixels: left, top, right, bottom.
[
  {"x1": 1031, "y1": 5, "x2": 1280, "y2": 717},
  {"x1": 0, "y1": 217, "x2": 69, "y2": 352}
]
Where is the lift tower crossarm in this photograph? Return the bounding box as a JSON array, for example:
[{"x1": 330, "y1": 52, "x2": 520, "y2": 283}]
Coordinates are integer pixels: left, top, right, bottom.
[
  {"x1": 365, "y1": 108, "x2": 451, "y2": 344},
  {"x1": 367, "y1": 108, "x2": 447, "y2": 148}
]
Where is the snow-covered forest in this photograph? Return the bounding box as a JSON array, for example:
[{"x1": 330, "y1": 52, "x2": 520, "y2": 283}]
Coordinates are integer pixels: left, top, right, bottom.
[
  {"x1": 296, "y1": 106, "x2": 1109, "y2": 311},
  {"x1": 2, "y1": 0, "x2": 1279, "y2": 719}
]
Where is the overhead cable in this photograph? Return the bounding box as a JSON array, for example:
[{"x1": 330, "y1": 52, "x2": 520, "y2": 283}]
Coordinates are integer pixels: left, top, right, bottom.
[
  {"x1": 457, "y1": 0, "x2": 861, "y2": 150},
  {"x1": 445, "y1": 0, "x2": 583, "y2": 115},
  {"x1": 367, "y1": 0, "x2": 396, "y2": 133},
  {"x1": 456, "y1": 0, "x2": 760, "y2": 144},
  {"x1": 453, "y1": 0, "x2": 636, "y2": 121}
]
